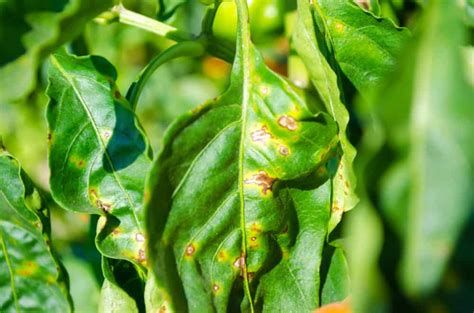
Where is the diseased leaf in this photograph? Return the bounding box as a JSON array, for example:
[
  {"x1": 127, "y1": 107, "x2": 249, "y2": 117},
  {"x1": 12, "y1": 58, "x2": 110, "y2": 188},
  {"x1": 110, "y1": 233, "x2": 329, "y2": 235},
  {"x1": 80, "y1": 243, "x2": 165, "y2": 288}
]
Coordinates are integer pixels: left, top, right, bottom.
[
  {"x1": 293, "y1": 0, "x2": 358, "y2": 234},
  {"x1": 0, "y1": 0, "x2": 114, "y2": 103},
  {"x1": 359, "y1": 0, "x2": 474, "y2": 297},
  {"x1": 311, "y1": 0, "x2": 410, "y2": 96},
  {"x1": 46, "y1": 52, "x2": 152, "y2": 267},
  {"x1": 145, "y1": 1, "x2": 339, "y2": 311},
  {"x1": 0, "y1": 146, "x2": 71, "y2": 312}
]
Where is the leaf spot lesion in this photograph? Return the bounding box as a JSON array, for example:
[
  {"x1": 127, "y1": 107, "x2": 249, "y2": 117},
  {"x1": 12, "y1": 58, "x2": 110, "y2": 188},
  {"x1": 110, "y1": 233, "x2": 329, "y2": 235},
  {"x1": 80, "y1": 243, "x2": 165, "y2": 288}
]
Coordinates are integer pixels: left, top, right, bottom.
[
  {"x1": 251, "y1": 126, "x2": 273, "y2": 144},
  {"x1": 89, "y1": 188, "x2": 113, "y2": 213},
  {"x1": 279, "y1": 145, "x2": 289, "y2": 156},
  {"x1": 185, "y1": 244, "x2": 196, "y2": 257},
  {"x1": 137, "y1": 248, "x2": 146, "y2": 263},
  {"x1": 135, "y1": 233, "x2": 145, "y2": 242},
  {"x1": 278, "y1": 115, "x2": 298, "y2": 131},
  {"x1": 244, "y1": 171, "x2": 276, "y2": 194}
]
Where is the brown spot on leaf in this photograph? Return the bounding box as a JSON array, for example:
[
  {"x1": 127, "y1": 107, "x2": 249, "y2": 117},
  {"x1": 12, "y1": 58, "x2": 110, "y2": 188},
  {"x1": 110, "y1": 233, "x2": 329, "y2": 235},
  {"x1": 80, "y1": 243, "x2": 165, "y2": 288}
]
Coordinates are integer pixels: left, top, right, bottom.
[
  {"x1": 247, "y1": 272, "x2": 255, "y2": 281},
  {"x1": 250, "y1": 236, "x2": 257, "y2": 241},
  {"x1": 233, "y1": 256, "x2": 243, "y2": 268},
  {"x1": 135, "y1": 233, "x2": 145, "y2": 242},
  {"x1": 185, "y1": 244, "x2": 195, "y2": 256},
  {"x1": 212, "y1": 284, "x2": 220, "y2": 292},
  {"x1": 217, "y1": 251, "x2": 227, "y2": 261},
  {"x1": 278, "y1": 115, "x2": 298, "y2": 131},
  {"x1": 279, "y1": 145, "x2": 289, "y2": 156},
  {"x1": 251, "y1": 126, "x2": 272, "y2": 143},
  {"x1": 250, "y1": 223, "x2": 262, "y2": 233},
  {"x1": 331, "y1": 204, "x2": 342, "y2": 213},
  {"x1": 96, "y1": 200, "x2": 112, "y2": 213},
  {"x1": 114, "y1": 89, "x2": 121, "y2": 99},
  {"x1": 103, "y1": 130, "x2": 112, "y2": 140},
  {"x1": 244, "y1": 171, "x2": 275, "y2": 195},
  {"x1": 90, "y1": 188, "x2": 112, "y2": 213},
  {"x1": 138, "y1": 249, "x2": 146, "y2": 263},
  {"x1": 234, "y1": 253, "x2": 246, "y2": 277},
  {"x1": 159, "y1": 305, "x2": 167, "y2": 313}
]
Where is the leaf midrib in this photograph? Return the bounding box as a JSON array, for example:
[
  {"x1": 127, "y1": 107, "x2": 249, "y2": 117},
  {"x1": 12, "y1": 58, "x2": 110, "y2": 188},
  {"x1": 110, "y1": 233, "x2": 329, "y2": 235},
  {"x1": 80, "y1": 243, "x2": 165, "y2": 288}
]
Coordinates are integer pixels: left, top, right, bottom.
[
  {"x1": 235, "y1": 0, "x2": 254, "y2": 310},
  {"x1": 50, "y1": 55, "x2": 143, "y2": 232}
]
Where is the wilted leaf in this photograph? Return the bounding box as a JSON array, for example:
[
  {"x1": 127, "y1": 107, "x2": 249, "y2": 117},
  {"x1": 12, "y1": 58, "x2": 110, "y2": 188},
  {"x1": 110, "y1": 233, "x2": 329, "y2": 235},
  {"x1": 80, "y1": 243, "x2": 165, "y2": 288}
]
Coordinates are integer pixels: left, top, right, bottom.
[{"x1": 0, "y1": 145, "x2": 71, "y2": 312}]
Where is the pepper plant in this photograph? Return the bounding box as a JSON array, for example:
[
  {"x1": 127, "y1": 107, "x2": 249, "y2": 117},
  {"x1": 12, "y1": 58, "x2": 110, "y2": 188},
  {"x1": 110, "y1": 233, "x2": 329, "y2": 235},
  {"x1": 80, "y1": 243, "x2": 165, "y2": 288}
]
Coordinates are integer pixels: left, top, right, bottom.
[{"x1": 1, "y1": 0, "x2": 473, "y2": 312}]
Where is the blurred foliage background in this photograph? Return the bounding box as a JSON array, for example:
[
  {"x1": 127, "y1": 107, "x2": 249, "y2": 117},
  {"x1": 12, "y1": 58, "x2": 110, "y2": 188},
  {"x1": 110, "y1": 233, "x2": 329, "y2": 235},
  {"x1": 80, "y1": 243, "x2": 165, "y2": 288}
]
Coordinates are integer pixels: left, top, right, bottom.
[{"x1": 0, "y1": 0, "x2": 473, "y2": 312}]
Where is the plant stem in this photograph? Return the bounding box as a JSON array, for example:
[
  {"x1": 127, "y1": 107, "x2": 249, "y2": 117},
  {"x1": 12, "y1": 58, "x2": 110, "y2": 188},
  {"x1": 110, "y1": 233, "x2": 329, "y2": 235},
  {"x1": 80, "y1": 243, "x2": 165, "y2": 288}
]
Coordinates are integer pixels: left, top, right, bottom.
[
  {"x1": 126, "y1": 41, "x2": 205, "y2": 110},
  {"x1": 107, "y1": 4, "x2": 235, "y2": 63},
  {"x1": 111, "y1": 4, "x2": 193, "y2": 42}
]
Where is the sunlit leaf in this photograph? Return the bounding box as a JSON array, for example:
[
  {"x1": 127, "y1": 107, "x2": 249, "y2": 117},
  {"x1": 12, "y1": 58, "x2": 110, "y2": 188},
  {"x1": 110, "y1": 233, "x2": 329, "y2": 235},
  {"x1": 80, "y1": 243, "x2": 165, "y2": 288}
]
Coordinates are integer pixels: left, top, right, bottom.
[
  {"x1": 46, "y1": 51, "x2": 152, "y2": 267},
  {"x1": 145, "y1": 1, "x2": 339, "y2": 311},
  {"x1": 311, "y1": 0, "x2": 410, "y2": 97},
  {"x1": 293, "y1": 0, "x2": 358, "y2": 234}
]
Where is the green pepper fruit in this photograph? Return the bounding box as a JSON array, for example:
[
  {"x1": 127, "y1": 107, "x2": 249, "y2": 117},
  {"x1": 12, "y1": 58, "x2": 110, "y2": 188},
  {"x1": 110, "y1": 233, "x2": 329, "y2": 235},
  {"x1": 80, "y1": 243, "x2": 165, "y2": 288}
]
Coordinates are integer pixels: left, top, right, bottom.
[{"x1": 212, "y1": 0, "x2": 285, "y2": 44}]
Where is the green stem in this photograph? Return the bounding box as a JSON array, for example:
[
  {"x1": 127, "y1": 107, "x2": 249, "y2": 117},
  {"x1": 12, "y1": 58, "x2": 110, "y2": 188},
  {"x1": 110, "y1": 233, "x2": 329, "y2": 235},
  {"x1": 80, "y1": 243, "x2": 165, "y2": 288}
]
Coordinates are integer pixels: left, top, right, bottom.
[
  {"x1": 126, "y1": 41, "x2": 205, "y2": 110},
  {"x1": 106, "y1": 4, "x2": 234, "y2": 62},
  {"x1": 111, "y1": 4, "x2": 193, "y2": 42}
]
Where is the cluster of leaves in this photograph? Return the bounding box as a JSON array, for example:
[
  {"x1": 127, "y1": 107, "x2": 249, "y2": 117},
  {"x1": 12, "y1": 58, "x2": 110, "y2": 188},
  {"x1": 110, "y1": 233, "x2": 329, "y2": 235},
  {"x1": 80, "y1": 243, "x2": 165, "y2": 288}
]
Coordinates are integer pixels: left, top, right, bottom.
[{"x1": 0, "y1": 0, "x2": 473, "y2": 312}]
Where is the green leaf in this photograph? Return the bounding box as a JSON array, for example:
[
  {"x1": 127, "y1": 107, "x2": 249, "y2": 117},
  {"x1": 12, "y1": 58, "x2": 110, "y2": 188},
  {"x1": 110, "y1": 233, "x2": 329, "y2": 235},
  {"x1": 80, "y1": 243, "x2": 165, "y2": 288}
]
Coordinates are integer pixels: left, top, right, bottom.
[
  {"x1": 360, "y1": 0, "x2": 474, "y2": 297},
  {"x1": 46, "y1": 52, "x2": 152, "y2": 267},
  {"x1": 293, "y1": 0, "x2": 358, "y2": 234},
  {"x1": 99, "y1": 280, "x2": 138, "y2": 313},
  {"x1": 320, "y1": 245, "x2": 350, "y2": 306},
  {"x1": 311, "y1": 0, "x2": 410, "y2": 97},
  {"x1": 255, "y1": 180, "x2": 332, "y2": 311},
  {"x1": 345, "y1": 203, "x2": 388, "y2": 313},
  {"x1": 145, "y1": 1, "x2": 339, "y2": 311},
  {"x1": 0, "y1": 0, "x2": 114, "y2": 103},
  {"x1": 0, "y1": 147, "x2": 71, "y2": 312},
  {"x1": 99, "y1": 258, "x2": 140, "y2": 313}
]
